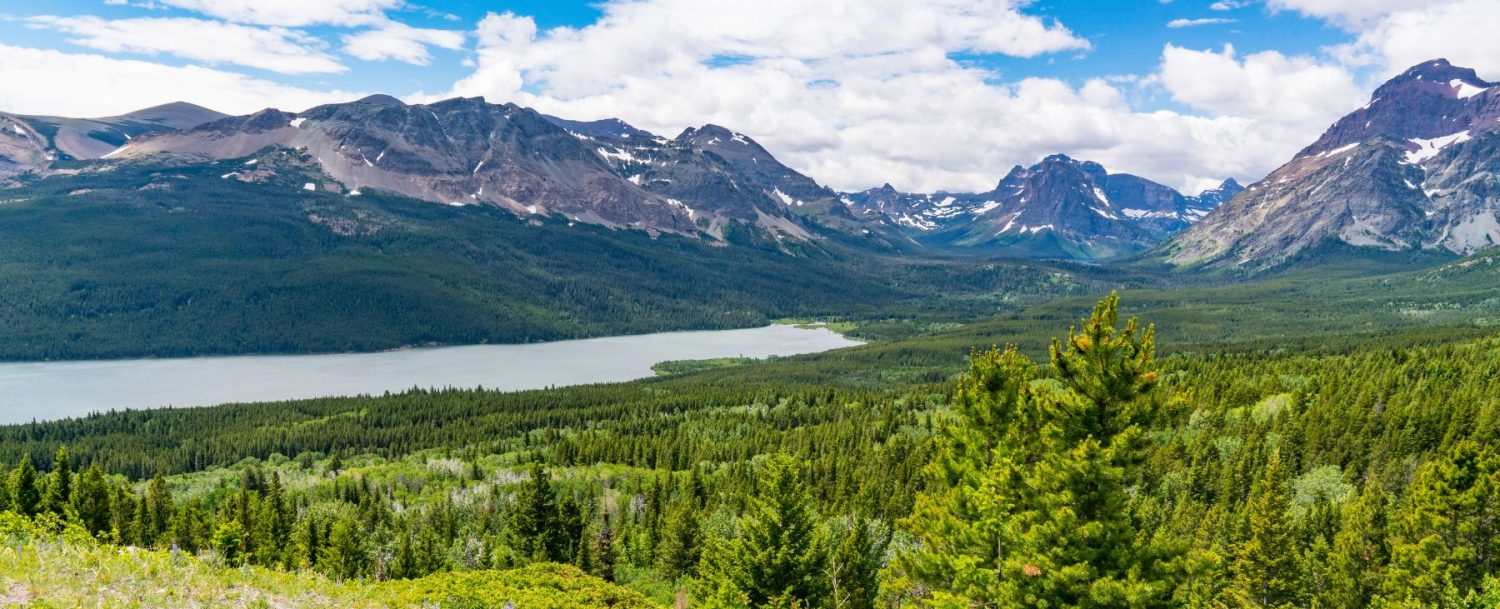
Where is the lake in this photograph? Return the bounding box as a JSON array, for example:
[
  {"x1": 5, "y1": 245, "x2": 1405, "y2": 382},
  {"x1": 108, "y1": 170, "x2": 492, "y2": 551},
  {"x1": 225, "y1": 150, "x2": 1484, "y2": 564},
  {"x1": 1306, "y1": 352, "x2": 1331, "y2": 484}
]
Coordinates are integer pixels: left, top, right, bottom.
[{"x1": 0, "y1": 325, "x2": 860, "y2": 424}]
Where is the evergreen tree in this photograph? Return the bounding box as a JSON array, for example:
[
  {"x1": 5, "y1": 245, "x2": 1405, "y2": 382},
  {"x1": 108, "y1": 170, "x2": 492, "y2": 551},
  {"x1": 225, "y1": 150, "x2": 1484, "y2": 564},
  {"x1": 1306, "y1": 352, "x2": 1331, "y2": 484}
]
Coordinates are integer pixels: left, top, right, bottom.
[
  {"x1": 212, "y1": 519, "x2": 247, "y2": 565},
  {"x1": 320, "y1": 515, "x2": 366, "y2": 580},
  {"x1": 1228, "y1": 449, "x2": 1302, "y2": 608},
  {"x1": 72, "y1": 464, "x2": 114, "y2": 536},
  {"x1": 1324, "y1": 484, "x2": 1389, "y2": 609},
  {"x1": 593, "y1": 510, "x2": 619, "y2": 582},
  {"x1": 143, "y1": 474, "x2": 174, "y2": 546},
  {"x1": 42, "y1": 446, "x2": 72, "y2": 516},
  {"x1": 658, "y1": 494, "x2": 704, "y2": 579},
  {"x1": 896, "y1": 294, "x2": 1180, "y2": 608},
  {"x1": 11, "y1": 454, "x2": 40, "y2": 518},
  {"x1": 700, "y1": 455, "x2": 827, "y2": 608},
  {"x1": 1384, "y1": 440, "x2": 1500, "y2": 605},
  {"x1": 510, "y1": 463, "x2": 561, "y2": 562},
  {"x1": 828, "y1": 516, "x2": 887, "y2": 609}
]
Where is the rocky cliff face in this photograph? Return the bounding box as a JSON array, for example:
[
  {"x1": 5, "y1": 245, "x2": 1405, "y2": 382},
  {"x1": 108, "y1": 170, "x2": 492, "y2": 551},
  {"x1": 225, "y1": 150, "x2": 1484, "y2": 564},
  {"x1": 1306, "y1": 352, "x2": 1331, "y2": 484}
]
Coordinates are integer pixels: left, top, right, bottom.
[
  {"x1": 1164, "y1": 59, "x2": 1500, "y2": 269},
  {"x1": 113, "y1": 96, "x2": 834, "y2": 239},
  {"x1": 845, "y1": 155, "x2": 1226, "y2": 260}
]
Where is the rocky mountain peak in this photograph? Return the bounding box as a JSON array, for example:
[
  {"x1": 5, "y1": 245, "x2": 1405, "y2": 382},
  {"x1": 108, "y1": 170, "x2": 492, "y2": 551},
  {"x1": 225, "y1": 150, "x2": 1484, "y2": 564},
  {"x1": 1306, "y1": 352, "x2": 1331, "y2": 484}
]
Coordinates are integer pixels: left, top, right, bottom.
[
  {"x1": 1378, "y1": 59, "x2": 1491, "y2": 96},
  {"x1": 1163, "y1": 60, "x2": 1500, "y2": 269},
  {"x1": 1299, "y1": 59, "x2": 1498, "y2": 158}
]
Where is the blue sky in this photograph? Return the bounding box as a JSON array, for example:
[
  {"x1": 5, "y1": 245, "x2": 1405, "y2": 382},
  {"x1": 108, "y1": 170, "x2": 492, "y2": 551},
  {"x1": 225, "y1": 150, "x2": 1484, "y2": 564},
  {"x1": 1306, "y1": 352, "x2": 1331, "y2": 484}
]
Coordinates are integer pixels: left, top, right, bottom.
[
  {"x1": 0, "y1": 0, "x2": 1493, "y2": 192},
  {"x1": 0, "y1": 0, "x2": 1353, "y2": 113}
]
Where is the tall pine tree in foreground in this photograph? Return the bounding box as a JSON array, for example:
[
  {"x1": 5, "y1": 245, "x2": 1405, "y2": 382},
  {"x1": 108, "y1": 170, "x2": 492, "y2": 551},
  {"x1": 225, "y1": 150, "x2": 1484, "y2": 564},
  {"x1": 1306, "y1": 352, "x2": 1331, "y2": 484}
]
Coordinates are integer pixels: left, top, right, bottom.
[
  {"x1": 699, "y1": 455, "x2": 828, "y2": 609},
  {"x1": 896, "y1": 293, "x2": 1181, "y2": 608}
]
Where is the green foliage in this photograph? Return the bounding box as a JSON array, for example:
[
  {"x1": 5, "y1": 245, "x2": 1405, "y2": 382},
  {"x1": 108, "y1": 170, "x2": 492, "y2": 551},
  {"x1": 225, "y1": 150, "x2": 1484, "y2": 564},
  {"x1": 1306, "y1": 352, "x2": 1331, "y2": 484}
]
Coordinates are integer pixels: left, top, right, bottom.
[
  {"x1": 4, "y1": 294, "x2": 1500, "y2": 607},
  {"x1": 0, "y1": 157, "x2": 1090, "y2": 361},
  {"x1": 699, "y1": 455, "x2": 829, "y2": 608},
  {"x1": 897, "y1": 293, "x2": 1181, "y2": 608},
  {"x1": 1383, "y1": 440, "x2": 1500, "y2": 606},
  {"x1": 1228, "y1": 449, "x2": 1302, "y2": 608}
]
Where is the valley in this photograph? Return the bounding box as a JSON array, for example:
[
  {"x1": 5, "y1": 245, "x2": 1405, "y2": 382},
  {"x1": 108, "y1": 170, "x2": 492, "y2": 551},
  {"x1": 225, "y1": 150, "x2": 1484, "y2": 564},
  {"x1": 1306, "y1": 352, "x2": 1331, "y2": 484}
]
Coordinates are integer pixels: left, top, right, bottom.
[{"x1": 1, "y1": 54, "x2": 1499, "y2": 609}]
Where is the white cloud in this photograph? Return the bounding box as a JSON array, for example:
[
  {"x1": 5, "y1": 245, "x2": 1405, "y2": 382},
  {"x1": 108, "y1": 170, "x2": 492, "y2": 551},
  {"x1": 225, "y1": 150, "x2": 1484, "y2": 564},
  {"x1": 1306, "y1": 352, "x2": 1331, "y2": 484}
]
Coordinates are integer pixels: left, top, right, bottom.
[
  {"x1": 0, "y1": 44, "x2": 362, "y2": 117},
  {"x1": 437, "y1": 1, "x2": 1356, "y2": 193},
  {"x1": 1157, "y1": 44, "x2": 1363, "y2": 125},
  {"x1": 1266, "y1": 0, "x2": 1415, "y2": 26},
  {"x1": 1167, "y1": 17, "x2": 1236, "y2": 28},
  {"x1": 25, "y1": 16, "x2": 345, "y2": 75},
  {"x1": 149, "y1": 0, "x2": 402, "y2": 27},
  {"x1": 1325, "y1": 0, "x2": 1500, "y2": 78},
  {"x1": 343, "y1": 21, "x2": 465, "y2": 65}
]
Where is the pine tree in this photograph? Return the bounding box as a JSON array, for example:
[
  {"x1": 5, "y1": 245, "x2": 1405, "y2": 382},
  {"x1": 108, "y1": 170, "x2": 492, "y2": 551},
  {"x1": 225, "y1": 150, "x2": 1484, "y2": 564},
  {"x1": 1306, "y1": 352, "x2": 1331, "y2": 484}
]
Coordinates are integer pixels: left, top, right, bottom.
[
  {"x1": 658, "y1": 494, "x2": 703, "y2": 579},
  {"x1": 143, "y1": 474, "x2": 174, "y2": 547},
  {"x1": 72, "y1": 464, "x2": 114, "y2": 536},
  {"x1": 1229, "y1": 449, "x2": 1302, "y2": 608},
  {"x1": 593, "y1": 510, "x2": 619, "y2": 582},
  {"x1": 321, "y1": 515, "x2": 366, "y2": 580},
  {"x1": 42, "y1": 446, "x2": 72, "y2": 516},
  {"x1": 896, "y1": 294, "x2": 1180, "y2": 608},
  {"x1": 510, "y1": 463, "x2": 560, "y2": 562},
  {"x1": 1384, "y1": 440, "x2": 1500, "y2": 604},
  {"x1": 1324, "y1": 484, "x2": 1389, "y2": 609},
  {"x1": 828, "y1": 516, "x2": 887, "y2": 609},
  {"x1": 11, "y1": 454, "x2": 40, "y2": 518},
  {"x1": 212, "y1": 519, "x2": 247, "y2": 565},
  {"x1": 700, "y1": 455, "x2": 827, "y2": 608}
]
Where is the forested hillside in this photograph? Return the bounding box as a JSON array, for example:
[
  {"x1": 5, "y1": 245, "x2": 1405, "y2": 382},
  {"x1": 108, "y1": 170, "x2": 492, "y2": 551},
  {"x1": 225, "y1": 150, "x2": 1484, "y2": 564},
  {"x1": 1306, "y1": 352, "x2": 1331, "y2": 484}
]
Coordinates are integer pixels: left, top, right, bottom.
[
  {"x1": 0, "y1": 154, "x2": 1092, "y2": 360},
  {"x1": 3, "y1": 296, "x2": 1498, "y2": 607}
]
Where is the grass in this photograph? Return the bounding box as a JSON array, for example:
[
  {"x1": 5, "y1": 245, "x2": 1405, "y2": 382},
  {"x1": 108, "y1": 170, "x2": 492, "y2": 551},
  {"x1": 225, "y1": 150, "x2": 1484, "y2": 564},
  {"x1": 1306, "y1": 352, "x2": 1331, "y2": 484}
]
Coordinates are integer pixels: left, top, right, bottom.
[{"x1": 0, "y1": 513, "x2": 662, "y2": 609}]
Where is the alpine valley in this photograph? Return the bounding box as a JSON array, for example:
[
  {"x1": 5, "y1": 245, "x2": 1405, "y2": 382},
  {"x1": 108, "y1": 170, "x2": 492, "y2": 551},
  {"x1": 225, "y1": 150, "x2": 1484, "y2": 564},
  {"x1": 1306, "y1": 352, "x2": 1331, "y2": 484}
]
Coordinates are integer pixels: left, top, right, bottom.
[{"x1": 4, "y1": 56, "x2": 1500, "y2": 609}]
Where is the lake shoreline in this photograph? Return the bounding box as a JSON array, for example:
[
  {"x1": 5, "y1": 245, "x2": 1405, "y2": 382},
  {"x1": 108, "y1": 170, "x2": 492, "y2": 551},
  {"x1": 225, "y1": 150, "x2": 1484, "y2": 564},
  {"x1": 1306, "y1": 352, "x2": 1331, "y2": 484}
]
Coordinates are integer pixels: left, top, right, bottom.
[{"x1": 0, "y1": 324, "x2": 863, "y2": 425}]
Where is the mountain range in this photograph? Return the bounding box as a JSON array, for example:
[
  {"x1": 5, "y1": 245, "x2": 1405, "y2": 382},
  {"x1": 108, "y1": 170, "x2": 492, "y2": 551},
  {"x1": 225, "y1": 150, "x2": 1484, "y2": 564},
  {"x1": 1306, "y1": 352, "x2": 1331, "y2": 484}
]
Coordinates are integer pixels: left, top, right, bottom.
[
  {"x1": 843, "y1": 156, "x2": 1240, "y2": 259},
  {"x1": 3, "y1": 58, "x2": 1498, "y2": 270}
]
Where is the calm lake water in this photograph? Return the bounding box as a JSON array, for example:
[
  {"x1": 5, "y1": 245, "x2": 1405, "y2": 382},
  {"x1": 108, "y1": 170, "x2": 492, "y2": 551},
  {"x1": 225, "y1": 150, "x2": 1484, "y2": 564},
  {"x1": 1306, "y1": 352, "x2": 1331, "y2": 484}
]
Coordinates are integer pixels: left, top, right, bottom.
[{"x1": 0, "y1": 325, "x2": 860, "y2": 424}]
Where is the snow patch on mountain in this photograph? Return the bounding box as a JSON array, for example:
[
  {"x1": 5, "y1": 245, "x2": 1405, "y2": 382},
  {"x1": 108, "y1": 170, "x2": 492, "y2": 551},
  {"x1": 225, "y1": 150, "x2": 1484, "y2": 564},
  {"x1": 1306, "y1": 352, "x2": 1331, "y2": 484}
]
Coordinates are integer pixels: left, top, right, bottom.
[
  {"x1": 1451, "y1": 79, "x2": 1489, "y2": 99},
  {"x1": 1405, "y1": 131, "x2": 1472, "y2": 164}
]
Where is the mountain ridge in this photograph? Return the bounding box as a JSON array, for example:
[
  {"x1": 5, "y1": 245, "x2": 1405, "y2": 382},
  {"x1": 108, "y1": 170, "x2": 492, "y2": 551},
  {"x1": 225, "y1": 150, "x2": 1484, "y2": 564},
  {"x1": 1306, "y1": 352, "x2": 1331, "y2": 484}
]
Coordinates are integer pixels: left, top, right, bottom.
[{"x1": 1162, "y1": 58, "x2": 1500, "y2": 270}]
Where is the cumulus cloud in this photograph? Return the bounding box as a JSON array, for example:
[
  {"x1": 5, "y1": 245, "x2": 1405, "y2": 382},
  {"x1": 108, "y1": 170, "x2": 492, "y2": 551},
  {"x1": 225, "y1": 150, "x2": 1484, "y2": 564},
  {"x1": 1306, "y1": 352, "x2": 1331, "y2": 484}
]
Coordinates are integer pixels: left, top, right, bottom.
[
  {"x1": 0, "y1": 44, "x2": 362, "y2": 117},
  {"x1": 436, "y1": 1, "x2": 1354, "y2": 193},
  {"x1": 1328, "y1": 0, "x2": 1500, "y2": 78},
  {"x1": 24, "y1": 15, "x2": 345, "y2": 75},
  {"x1": 1156, "y1": 44, "x2": 1364, "y2": 124},
  {"x1": 148, "y1": 0, "x2": 402, "y2": 27},
  {"x1": 1167, "y1": 17, "x2": 1236, "y2": 28},
  {"x1": 343, "y1": 21, "x2": 465, "y2": 65}
]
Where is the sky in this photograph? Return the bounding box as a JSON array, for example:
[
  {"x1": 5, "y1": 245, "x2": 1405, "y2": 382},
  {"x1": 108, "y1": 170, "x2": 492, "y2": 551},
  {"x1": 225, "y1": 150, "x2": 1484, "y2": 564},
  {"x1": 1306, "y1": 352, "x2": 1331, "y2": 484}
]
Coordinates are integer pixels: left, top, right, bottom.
[{"x1": 1, "y1": 0, "x2": 1497, "y2": 194}]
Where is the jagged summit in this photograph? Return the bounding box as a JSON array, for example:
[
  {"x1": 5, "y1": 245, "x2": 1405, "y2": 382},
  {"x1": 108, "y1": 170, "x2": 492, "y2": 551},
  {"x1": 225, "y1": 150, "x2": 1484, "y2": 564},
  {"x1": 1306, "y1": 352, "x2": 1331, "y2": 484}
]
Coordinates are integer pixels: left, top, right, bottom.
[
  {"x1": 1164, "y1": 59, "x2": 1500, "y2": 269},
  {"x1": 846, "y1": 154, "x2": 1227, "y2": 260}
]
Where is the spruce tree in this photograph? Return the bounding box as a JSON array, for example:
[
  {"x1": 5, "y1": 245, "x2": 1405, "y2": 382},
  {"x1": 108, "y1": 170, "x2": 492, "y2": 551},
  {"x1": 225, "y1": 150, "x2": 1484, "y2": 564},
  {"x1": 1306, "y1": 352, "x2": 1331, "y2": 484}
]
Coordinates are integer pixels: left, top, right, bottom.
[
  {"x1": 829, "y1": 516, "x2": 887, "y2": 609},
  {"x1": 1229, "y1": 449, "x2": 1302, "y2": 608},
  {"x1": 1384, "y1": 440, "x2": 1500, "y2": 604},
  {"x1": 658, "y1": 495, "x2": 704, "y2": 579},
  {"x1": 72, "y1": 464, "x2": 114, "y2": 536},
  {"x1": 510, "y1": 463, "x2": 560, "y2": 562},
  {"x1": 42, "y1": 446, "x2": 72, "y2": 516},
  {"x1": 700, "y1": 455, "x2": 827, "y2": 608},
  {"x1": 11, "y1": 454, "x2": 40, "y2": 518},
  {"x1": 1324, "y1": 483, "x2": 1388, "y2": 609},
  {"x1": 144, "y1": 475, "x2": 174, "y2": 547}
]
